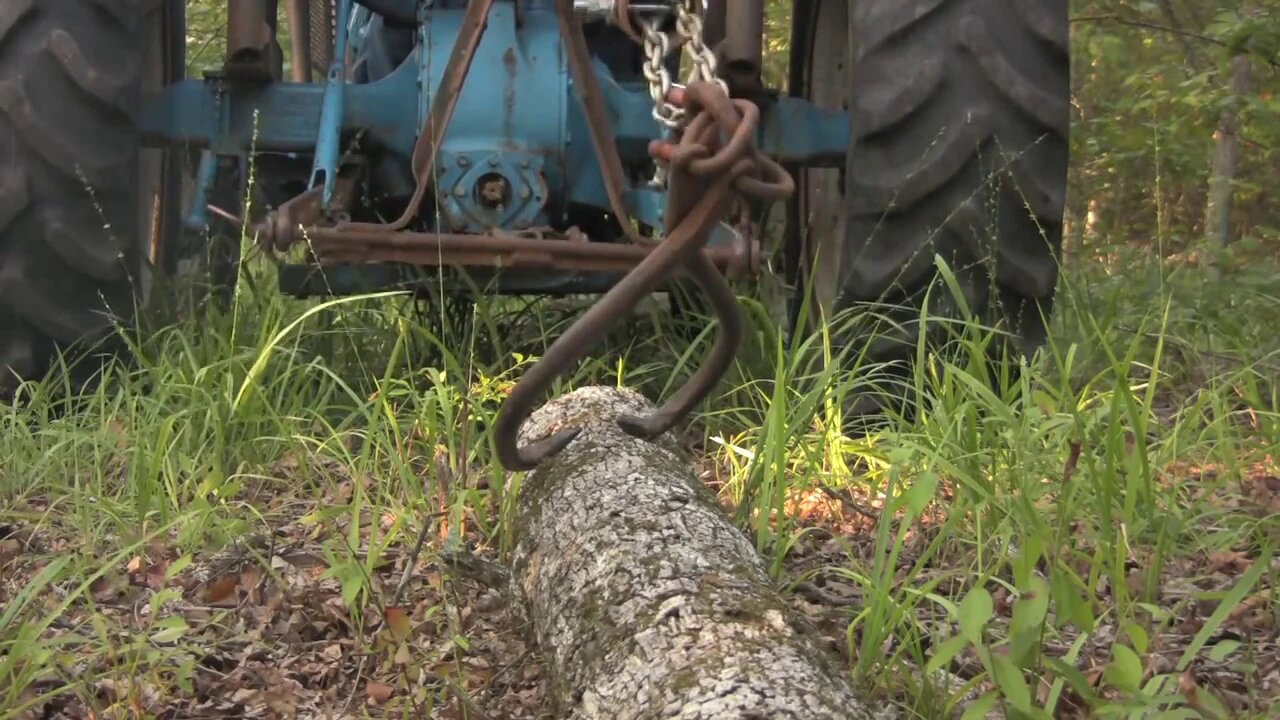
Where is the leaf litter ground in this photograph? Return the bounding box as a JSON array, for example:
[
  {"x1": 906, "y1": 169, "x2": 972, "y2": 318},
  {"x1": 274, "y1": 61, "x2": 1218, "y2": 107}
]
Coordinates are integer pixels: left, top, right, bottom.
[{"x1": 3, "y1": 435, "x2": 1278, "y2": 718}]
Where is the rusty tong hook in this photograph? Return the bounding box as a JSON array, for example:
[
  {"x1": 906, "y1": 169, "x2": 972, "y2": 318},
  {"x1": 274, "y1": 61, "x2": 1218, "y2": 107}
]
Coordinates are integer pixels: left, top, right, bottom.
[
  {"x1": 617, "y1": 85, "x2": 794, "y2": 439},
  {"x1": 492, "y1": 81, "x2": 793, "y2": 472}
]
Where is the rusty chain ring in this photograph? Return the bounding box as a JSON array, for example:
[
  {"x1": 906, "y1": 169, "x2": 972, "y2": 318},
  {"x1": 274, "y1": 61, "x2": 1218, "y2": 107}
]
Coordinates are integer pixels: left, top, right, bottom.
[{"x1": 494, "y1": 79, "x2": 794, "y2": 471}]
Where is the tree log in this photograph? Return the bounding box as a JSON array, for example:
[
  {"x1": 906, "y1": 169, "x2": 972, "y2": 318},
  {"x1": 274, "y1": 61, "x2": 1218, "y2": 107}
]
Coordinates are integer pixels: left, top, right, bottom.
[{"x1": 506, "y1": 386, "x2": 889, "y2": 719}]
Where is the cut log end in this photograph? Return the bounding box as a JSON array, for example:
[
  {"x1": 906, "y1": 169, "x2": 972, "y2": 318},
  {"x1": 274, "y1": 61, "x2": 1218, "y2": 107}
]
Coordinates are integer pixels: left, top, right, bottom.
[{"x1": 508, "y1": 386, "x2": 891, "y2": 720}]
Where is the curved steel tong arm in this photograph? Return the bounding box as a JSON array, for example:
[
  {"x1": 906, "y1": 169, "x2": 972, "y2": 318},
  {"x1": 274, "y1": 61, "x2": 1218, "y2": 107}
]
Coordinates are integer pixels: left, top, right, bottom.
[
  {"x1": 492, "y1": 74, "x2": 794, "y2": 471},
  {"x1": 615, "y1": 84, "x2": 794, "y2": 440},
  {"x1": 492, "y1": 165, "x2": 747, "y2": 471}
]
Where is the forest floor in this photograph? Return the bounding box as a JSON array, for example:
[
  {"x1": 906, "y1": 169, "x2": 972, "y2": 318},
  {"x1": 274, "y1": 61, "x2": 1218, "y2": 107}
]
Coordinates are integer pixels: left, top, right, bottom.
[{"x1": 2, "y1": 255, "x2": 1279, "y2": 719}]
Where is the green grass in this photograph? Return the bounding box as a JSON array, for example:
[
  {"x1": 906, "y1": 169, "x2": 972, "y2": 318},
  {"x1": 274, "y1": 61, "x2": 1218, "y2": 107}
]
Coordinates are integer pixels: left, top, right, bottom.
[{"x1": 1, "y1": 247, "x2": 1277, "y2": 718}]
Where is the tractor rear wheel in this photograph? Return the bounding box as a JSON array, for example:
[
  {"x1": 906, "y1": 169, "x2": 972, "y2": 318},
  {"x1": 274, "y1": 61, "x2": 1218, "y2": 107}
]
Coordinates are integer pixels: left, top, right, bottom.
[
  {"x1": 0, "y1": 0, "x2": 186, "y2": 393},
  {"x1": 787, "y1": 0, "x2": 1070, "y2": 404}
]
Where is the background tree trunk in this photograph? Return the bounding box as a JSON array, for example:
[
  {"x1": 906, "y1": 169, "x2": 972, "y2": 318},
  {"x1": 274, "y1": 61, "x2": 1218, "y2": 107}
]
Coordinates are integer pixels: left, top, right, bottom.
[
  {"x1": 505, "y1": 386, "x2": 889, "y2": 720},
  {"x1": 1203, "y1": 32, "x2": 1254, "y2": 279}
]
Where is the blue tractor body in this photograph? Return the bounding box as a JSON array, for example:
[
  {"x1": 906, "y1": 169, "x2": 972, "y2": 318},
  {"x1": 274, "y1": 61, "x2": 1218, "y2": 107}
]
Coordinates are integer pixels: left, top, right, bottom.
[{"x1": 137, "y1": 0, "x2": 846, "y2": 297}]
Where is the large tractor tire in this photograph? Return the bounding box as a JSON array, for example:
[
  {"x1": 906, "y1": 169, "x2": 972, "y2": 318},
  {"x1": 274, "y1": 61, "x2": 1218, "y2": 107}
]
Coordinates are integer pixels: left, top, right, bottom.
[
  {"x1": 0, "y1": 0, "x2": 186, "y2": 393},
  {"x1": 787, "y1": 0, "x2": 1069, "y2": 396}
]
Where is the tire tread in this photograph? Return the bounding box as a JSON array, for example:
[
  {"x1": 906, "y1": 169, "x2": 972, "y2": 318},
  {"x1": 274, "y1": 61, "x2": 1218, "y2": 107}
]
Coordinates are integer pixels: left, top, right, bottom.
[
  {"x1": 839, "y1": 0, "x2": 1070, "y2": 357},
  {"x1": 0, "y1": 0, "x2": 146, "y2": 390}
]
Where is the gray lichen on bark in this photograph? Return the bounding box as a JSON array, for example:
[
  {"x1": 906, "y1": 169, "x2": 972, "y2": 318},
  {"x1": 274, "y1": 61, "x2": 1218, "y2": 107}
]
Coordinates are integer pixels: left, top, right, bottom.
[{"x1": 507, "y1": 386, "x2": 890, "y2": 720}]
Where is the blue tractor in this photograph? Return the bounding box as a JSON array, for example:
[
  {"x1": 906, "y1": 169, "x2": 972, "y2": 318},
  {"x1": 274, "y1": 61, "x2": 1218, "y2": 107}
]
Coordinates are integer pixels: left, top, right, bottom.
[{"x1": 0, "y1": 0, "x2": 1069, "y2": 469}]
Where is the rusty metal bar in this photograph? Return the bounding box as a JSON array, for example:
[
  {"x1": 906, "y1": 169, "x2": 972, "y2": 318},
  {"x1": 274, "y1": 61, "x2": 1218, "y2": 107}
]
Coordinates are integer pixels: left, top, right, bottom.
[
  {"x1": 227, "y1": 0, "x2": 278, "y2": 80},
  {"x1": 381, "y1": 0, "x2": 495, "y2": 231},
  {"x1": 303, "y1": 226, "x2": 757, "y2": 277},
  {"x1": 286, "y1": 0, "x2": 313, "y2": 82},
  {"x1": 720, "y1": 0, "x2": 763, "y2": 95},
  {"x1": 227, "y1": 0, "x2": 271, "y2": 63},
  {"x1": 555, "y1": 0, "x2": 642, "y2": 243},
  {"x1": 702, "y1": 0, "x2": 726, "y2": 49}
]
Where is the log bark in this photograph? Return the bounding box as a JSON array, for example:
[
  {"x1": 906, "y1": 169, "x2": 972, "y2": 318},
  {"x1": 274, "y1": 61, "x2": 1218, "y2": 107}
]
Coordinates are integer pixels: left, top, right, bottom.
[{"x1": 506, "y1": 386, "x2": 889, "y2": 720}]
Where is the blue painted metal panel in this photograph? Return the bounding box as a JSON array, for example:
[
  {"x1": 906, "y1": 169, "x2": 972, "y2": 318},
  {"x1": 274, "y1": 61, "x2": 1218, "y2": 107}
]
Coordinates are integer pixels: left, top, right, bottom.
[
  {"x1": 759, "y1": 96, "x2": 849, "y2": 166},
  {"x1": 137, "y1": 60, "x2": 420, "y2": 157},
  {"x1": 563, "y1": 68, "x2": 657, "y2": 220},
  {"x1": 418, "y1": 2, "x2": 569, "y2": 230},
  {"x1": 311, "y1": 0, "x2": 354, "y2": 204},
  {"x1": 184, "y1": 150, "x2": 220, "y2": 232},
  {"x1": 135, "y1": 0, "x2": 851, "y2": 257}
]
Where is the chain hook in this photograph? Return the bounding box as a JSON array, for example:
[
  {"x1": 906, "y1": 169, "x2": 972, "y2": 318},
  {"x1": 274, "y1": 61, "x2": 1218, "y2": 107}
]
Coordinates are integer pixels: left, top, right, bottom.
[
  {"x1": 491, "y1": 4, "x2": 794, "y2": 473},
  {"x1": 491, "y1": 152, "x2": 747, "y2": 471}
]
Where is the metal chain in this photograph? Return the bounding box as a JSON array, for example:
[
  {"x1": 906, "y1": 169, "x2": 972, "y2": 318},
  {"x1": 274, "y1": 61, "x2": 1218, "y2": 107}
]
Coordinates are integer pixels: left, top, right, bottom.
[
  {"x1": 634, "y1": 1, "x2": 726, "y2": 187},
  {"x1": 640, "y1": 20, "x2": 683, "y2": 128},
  {"x1": 674, "y1": 1, "x2": 726, "y2": 95},
  {"x1": 637, "y1": 1, "x2": 725, "y2": 129}
]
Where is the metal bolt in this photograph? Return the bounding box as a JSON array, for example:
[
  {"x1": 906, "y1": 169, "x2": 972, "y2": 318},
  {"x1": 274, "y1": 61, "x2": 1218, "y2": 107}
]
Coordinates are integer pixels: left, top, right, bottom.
[
  {"x1": 520, "y1": 159, "x2": 530, "y2": 169},
  {"x1": 477, "y1": 174, "x2": 511, "y2": 209},
  {"x1": 518, "y1": 185, "x2": 532, "y2": 200},
  {"x1": 454, "y1": 186, "x2": 467, "y2": 198},
  {"x1": 458, "y1": 156, "x2": 470, "y2": 167},
  {"x1": 489, "y1": 156, "x2": 500, "y2": 167}
]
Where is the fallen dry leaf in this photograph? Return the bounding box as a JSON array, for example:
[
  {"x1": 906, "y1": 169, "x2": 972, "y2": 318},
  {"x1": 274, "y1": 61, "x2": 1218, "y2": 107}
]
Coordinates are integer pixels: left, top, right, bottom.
[
  {"x1": 385, "y1": 606, "x2": 412, "y2": 642},
  {"x1": 1227, "y1": 591, "x2": 1275, "y2": 631},
  {"x1": 141, "y1": 556, "x2": 171, "y2": 591},
  {"x1": 202, "y1": 574, "x2": 240, "y2": 605},
  {"x1": 1206, "y1": 550, "x2": 1251, "y2": 575},
  {"x1": 90, "y1": 573, "x2": 128, "y2": 603},
  {"x1": 366, "y1": 680, "x2": 393, "y2": 705},
  {"x1": 0, "y1": 537, "x2": 20, "y2": 567},
  {"x1": 1178, "y1": 671, "x2": 1200, "y2": 707}
]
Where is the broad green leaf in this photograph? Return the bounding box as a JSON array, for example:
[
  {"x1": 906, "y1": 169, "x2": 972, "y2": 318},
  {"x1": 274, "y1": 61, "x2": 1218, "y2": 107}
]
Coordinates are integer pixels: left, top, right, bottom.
[
  {"x1": 925, "y1": 634, "x2": 970, "y2": 676},
  {"x1": 165, "y1": 554, "x2": 193, "y2": 580},
  {"x1": 990, "y1": 653, "x2": 1032, "y2": 711},
  {"x1": 1103, "y1": 644, "x2": 1144, "y2": 692},
  {"x1": 958, "y1": 587, "x2": 993, "y2": 645},
  {"x1": 1011, "y1": 577, "x2": 1050, "y2": 639},
  {"x1": 150, "y1": 618, "x2": 189, "y2": 644},
  {"x1": 960, "y1": 691, "x2": 998, "y2": 720},
  {"x1": 1121, "y1": 621, "x2": 1149, "y2": 655},
  {"x1": 1208, "y1": 639, "x2": 1241, "y2": 662},
  {"x1": 1043, "y1": 657, "x2": 1097, "y2": 708},
  {"x1": 1051, "y1": 570, "x2": 1095, "y2": 631},
  {"x1": 903, "y1": 471, "x2": 939, "y2": 518}
]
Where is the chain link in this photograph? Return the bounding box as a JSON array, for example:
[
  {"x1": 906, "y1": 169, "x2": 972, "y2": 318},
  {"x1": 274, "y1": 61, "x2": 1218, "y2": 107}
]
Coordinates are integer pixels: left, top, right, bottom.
[
  {"x1": 640, "y1": 20, "x2": 683, "y2": 128},
  {"x1": 633, "y1": 1, "x2": 727, "y2": 186},
  {"x1": 675, "y1": 2, "x2": 726, "y2": 95},
  {"x1": 636, "y1": 1, "x2": 726, "y2": 129}
]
